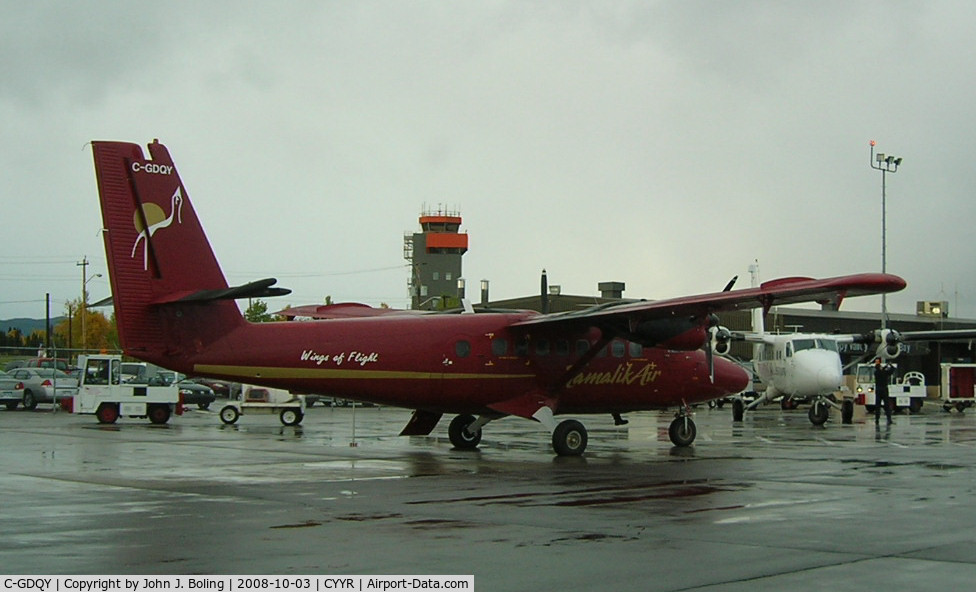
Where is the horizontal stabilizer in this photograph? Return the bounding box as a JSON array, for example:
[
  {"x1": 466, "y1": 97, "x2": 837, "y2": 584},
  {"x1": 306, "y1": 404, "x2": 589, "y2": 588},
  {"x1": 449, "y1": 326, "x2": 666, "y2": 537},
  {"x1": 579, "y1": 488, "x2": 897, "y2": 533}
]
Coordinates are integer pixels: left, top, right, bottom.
[{"x1": 153, "y1": 278, "x2": 291, "y2": 305}]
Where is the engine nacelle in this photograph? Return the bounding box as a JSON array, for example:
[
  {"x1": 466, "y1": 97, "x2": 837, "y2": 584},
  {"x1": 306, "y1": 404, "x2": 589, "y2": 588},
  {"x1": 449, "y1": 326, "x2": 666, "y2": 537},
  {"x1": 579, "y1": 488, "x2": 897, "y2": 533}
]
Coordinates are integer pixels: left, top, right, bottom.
[
  {"x1": 876, "y1": 328, "x2": 902, "y2": 360},
  {"x1": 710, "y1": 326, "x2": 733, "y2": 356},
  {"x1": 632, "y1": 318, "x2": 708, "y2": 350}
]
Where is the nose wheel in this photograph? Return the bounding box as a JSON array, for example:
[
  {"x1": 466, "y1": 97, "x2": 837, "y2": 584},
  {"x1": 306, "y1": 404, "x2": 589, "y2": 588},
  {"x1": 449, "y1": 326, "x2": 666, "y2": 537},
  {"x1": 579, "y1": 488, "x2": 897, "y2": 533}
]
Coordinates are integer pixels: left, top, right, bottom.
[{"x1": 668, "y1": 407, "x2": 697, "y2": 447}]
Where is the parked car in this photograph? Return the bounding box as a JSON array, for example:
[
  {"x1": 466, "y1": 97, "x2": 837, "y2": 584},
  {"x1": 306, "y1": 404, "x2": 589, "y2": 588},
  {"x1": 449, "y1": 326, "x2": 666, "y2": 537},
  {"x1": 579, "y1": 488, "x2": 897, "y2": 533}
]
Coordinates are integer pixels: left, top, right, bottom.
[
  {"x1": 24, "y1": 358, "x2": 79, "y2": 376},
  {"x1": 4, "y1": 360, "x2": 26, "y2": 372},
  {"x1": 176, "y1": 379, "x2": 217, "y2": 410},
  {"x1": 0, "y1": 370, "x2": 22, "y2": 410},
  {"x1": 120, "y1": 362, "x2": 152, "y2": 383},
  {"x1": 192, "y1": 376, "x2": 239, "y2": 398},
  {"x1": 7, "y1": 368, "x2": 79, "y2": 409},
  {"x1": 151, "y1": 372, "x2": 216, "y2": 409}
]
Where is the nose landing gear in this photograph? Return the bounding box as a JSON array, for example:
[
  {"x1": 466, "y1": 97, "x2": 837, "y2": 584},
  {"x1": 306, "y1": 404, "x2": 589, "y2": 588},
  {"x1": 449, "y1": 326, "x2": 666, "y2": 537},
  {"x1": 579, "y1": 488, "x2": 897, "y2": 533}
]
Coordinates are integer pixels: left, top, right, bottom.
[{"x1": 668, "y1": 405, "x2": 697, "y2": 447}]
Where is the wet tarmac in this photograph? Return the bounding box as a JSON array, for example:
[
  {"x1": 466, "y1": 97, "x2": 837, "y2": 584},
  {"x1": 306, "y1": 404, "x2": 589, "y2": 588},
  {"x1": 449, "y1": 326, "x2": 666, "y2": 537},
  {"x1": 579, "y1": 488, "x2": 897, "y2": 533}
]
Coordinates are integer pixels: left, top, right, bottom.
[{"x1": 4, "y1": 400, "x2": 976, "y2": 591}]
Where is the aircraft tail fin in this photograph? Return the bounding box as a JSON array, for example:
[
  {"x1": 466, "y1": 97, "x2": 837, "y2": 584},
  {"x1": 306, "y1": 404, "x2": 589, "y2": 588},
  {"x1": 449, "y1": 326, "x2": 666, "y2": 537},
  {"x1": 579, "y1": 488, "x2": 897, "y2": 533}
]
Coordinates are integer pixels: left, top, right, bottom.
[
  {"x1": 91, "y1": 140, "x2": 252, "y2": 363},
  {"x1": 749, "y1": 261, "x2": 766, "y2": 336}
]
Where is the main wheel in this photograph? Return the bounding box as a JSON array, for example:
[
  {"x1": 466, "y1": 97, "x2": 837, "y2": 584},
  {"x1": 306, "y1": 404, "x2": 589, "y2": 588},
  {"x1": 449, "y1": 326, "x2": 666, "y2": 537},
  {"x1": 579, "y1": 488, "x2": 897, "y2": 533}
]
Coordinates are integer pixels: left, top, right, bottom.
[
  {"x1": 669, "y1": 416, "x2": 697, "y2": 446},
  {"x1": 808, "y1": 400, "x2": 829, "y2": 425},
  {"x1": 219, "y1": 405, "x2": 240, "y2": 424},
  {"x1": 95, "y1": 403, "x2": 119, "y2": 424},
  {"x1": 448, "y1": 414, "x2": 482, "y2": 449},
  {"x1": 552, "y1": 419, "x2": 588, "y2": 456},
  {"x1": 732, "y1": 398, "x2": 745, "y2": 422},
  {"x1": 280, "y1": 408, "x2": 303, "y2": 426}
]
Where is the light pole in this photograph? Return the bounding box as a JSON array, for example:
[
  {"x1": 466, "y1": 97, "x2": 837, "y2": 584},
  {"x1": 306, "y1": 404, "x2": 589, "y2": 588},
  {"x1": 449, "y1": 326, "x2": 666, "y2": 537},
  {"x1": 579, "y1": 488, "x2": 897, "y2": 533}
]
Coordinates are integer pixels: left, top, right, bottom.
[{"x1": 869, "y1": 140, "x2": 902, "y2": 328}]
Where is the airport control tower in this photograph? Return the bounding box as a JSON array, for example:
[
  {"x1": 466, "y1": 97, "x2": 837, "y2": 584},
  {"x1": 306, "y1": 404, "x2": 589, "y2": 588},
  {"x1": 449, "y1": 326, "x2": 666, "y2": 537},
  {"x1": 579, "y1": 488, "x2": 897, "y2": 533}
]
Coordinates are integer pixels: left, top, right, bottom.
[{"x1": 404, "y1": 207, "x2": 468, "y2": 309}]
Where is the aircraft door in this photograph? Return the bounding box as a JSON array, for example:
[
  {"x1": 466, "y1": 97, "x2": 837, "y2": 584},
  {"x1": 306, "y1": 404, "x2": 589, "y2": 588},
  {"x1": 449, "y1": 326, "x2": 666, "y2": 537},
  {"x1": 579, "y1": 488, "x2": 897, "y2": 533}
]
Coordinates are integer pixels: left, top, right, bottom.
[{"x1": 440, "y1": 334, "x2": 486, "y2": 402}]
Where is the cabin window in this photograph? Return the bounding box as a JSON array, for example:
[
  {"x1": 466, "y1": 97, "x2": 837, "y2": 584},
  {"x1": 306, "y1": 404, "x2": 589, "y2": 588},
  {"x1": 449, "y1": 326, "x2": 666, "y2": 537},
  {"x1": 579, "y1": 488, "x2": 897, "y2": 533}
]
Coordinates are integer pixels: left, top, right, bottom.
[
  {"x1": 611, "y1": 340, "x2": 626, "y2": 358},
  {"x1": 576, "y1": 339, "x2": 590, "y2": 356},
  {"x1": 555, "y1": 340, "x2": 570, "y2": 356},
  {"x1": 455, "y1": 340, "x2": 471, "y2": 358},
  {"x1": 515, "y1": 338, "x2": 529, "y2": 357},
  {"x1": 535, "y1": 339, "x2": 550, "y2": 356},
  {"x1": 785, "y1": 343, "x2": 793, "y2": 358},
  {"x1": 491, "y1": 338, "x2": 508, "y2": 356},
  {"x1": 629, "y1": 342, "x2": 643, "y2": 357},
  {"x1": 821, "y1": 339, "x2": 838, "y2": 352}
]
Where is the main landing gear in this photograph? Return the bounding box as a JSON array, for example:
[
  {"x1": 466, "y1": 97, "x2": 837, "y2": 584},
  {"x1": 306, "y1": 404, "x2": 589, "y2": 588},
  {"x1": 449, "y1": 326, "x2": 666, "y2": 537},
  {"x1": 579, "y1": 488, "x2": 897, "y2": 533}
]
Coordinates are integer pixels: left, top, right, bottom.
[
  {"x1": 732, "y1": 393, "x2": 855, "y2": 426},
  {"x1": 446, "y1": 408, "x2": 699, "y2": 456},
  {"x1": 447, "y1": 413, "x2": 592, "y2": 456}
]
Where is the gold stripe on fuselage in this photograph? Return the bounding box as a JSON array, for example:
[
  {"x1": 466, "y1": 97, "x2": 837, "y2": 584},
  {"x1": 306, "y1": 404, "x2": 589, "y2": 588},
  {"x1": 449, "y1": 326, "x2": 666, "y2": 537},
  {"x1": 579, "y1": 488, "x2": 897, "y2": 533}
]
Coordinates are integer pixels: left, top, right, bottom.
[{"x1": 194, "y1": 365, "x2": 534, "y2": 381}]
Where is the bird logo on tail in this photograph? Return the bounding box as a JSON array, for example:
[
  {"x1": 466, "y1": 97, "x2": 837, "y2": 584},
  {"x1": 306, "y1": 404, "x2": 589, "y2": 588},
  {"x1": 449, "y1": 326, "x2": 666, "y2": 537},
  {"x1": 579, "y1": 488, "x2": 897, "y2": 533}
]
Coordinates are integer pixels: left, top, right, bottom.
[{"x1": 131, "y1": 186, "x2": 184, "y2": 270}]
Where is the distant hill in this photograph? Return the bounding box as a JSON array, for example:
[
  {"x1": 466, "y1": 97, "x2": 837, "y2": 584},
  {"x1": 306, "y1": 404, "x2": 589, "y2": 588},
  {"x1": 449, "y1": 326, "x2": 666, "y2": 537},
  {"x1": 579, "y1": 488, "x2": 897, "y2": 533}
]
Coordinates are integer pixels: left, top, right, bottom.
[{"x1": 1, "y1": 317, "x2": 66, "y2": 335}]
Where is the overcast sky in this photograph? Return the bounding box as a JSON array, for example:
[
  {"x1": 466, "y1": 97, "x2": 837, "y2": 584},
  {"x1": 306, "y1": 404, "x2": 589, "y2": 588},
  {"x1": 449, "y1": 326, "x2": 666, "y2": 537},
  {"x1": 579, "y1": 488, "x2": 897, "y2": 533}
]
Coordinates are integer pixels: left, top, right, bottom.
[{"x1": 2, "y1": 1, "x2": 974, "y2": 324}]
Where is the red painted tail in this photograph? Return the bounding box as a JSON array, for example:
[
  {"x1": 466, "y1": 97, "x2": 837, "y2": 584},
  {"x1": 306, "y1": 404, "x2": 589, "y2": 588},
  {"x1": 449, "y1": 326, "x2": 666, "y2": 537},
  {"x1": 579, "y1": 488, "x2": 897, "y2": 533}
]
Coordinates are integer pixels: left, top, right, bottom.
[{"x1": 92, "y1": 140, "x2": 245, "y2": 365}]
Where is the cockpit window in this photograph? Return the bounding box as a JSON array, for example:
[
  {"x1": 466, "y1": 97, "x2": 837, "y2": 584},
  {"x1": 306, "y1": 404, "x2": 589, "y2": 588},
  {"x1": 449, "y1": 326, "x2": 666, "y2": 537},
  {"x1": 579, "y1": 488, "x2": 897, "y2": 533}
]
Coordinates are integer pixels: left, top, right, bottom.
[
  {"x1": 793, "y1": 338, "x2": 839, "y2": 352},
  {"x1": 793, "y1": 339, "x2": 816, "y2": 352}
]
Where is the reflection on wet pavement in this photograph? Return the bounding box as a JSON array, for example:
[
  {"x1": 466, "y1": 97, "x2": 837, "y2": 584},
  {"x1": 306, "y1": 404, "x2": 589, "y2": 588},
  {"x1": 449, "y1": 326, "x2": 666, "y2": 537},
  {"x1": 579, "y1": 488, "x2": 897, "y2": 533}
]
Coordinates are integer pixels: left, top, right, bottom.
[{"x1": 5, "y1": 403, "x2": 976, "y2": 589}]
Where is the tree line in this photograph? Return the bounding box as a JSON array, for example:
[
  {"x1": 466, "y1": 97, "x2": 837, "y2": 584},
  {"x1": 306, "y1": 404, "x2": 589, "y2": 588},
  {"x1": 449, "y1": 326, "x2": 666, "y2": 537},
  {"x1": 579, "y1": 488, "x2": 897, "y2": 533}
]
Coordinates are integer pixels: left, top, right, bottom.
[{"x1": 3, "y1": 299, "x2": 283, "y2": 357}]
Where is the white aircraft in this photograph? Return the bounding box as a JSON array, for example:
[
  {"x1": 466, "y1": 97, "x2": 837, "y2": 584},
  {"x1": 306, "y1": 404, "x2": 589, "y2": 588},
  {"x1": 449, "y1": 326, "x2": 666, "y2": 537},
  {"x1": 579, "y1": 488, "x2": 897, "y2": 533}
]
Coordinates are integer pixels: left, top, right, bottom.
[{"x1": 730, "y1": 263, "x2": 976, "y2": 426}]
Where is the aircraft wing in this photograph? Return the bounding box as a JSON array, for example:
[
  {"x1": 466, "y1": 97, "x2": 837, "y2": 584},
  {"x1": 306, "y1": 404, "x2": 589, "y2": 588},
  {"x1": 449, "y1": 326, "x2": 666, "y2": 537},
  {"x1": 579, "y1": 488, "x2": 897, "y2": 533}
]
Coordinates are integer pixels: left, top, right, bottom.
[
  {"x1": 511, "y1": 273, "x2": 906, "y2": 348},
  {"x1": 849, "y1": 327, "x2": 976, "y2": 359},
  {"x1": 877, "y1": 329, "x2": 976, "y2": 342}
]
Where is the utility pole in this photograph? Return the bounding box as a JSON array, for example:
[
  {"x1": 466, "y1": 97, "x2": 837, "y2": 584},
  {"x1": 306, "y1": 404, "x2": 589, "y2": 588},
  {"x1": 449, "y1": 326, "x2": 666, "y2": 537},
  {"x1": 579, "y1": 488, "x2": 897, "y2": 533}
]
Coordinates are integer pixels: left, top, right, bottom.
[{"x1": 77, "y1": 256, "x2": 89, "y2": 352}]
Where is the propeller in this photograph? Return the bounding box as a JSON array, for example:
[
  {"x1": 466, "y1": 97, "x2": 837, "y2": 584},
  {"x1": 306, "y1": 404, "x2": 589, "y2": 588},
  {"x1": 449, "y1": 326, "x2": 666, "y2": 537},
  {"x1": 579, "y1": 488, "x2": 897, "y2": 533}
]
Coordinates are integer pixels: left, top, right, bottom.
[
  {"x1": 701, "y1": 276, "x2": 738, "y2": 382},
  {"x1": 704, "y1": 314, "x2": 733, "y2": 383},
  {"x1": 877, "y1": 328, "x2": 903, "y2": 359}
]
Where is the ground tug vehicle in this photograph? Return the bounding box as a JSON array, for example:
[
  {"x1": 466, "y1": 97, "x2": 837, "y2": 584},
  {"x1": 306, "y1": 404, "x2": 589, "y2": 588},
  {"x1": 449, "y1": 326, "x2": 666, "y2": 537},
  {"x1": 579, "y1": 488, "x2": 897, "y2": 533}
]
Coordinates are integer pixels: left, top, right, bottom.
[
  {"x1": 853, "y1": 363, "x2": 926, "y2": 414},
  {"x1": 60, "y1": 354, "x2": 182, "y2": 424}
]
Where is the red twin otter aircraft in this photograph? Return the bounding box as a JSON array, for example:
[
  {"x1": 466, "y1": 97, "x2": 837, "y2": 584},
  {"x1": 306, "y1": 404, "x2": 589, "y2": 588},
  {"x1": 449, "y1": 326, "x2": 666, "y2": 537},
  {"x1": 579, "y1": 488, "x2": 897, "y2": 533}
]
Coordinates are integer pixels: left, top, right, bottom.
[{"x1": 91, "y1": 140, "x2": 907, "y2": 456}]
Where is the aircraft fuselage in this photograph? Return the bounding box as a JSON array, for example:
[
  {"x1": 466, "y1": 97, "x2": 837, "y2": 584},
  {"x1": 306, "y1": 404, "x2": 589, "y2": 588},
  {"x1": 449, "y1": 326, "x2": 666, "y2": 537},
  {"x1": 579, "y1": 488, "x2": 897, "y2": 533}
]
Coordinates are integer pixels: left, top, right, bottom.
[
  {"x1": 754, "y1": 334, "x2": 843, "y2": 398},
  {"x1": 147, "y1": 311, "x2": 749, "y2": 416}
]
